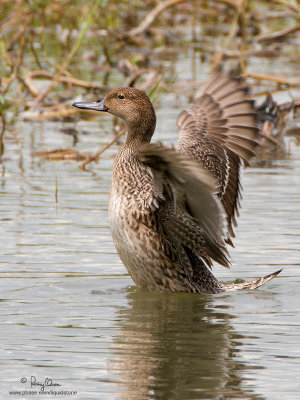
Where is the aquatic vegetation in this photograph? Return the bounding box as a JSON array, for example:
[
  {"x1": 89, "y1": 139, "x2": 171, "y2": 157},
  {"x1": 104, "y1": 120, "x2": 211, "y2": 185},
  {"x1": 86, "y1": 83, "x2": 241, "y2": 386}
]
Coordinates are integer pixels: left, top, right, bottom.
[{"x1": 0, "y1": 0, "x2": 299, "y2": 160}]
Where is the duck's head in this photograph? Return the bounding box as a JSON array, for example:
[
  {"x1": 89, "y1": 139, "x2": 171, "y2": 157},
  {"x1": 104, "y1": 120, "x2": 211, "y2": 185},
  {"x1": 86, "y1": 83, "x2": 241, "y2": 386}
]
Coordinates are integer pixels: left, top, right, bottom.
[{"x1": 72, "y1": 87, "x2": 156, "y2": 128}]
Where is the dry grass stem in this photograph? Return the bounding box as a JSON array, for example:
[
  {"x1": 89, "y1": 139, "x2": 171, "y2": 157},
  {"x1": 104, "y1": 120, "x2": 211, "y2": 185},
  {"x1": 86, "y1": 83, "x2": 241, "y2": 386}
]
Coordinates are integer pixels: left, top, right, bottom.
[
  {"x1": 24, "y1": 70, "x2": 108, "y2": 98},
  {"x1": 271, "y1": 0, "x2": 300, "y2": 13},
  {"x1": 1, "y1": 24, "x2": 28, "y2": 95},
  {"x1": 257, "y1": 23, "x2": 300, "y2": 43},
  {"x1": 245, "y1": 72, "x2": 300, "y2": 87},
  {"x1": 81, "y1": 128, "x2": 127, "y2": 169},
  {"x1": 125, "y1": 0, "x2": 186, "y2": 38}
]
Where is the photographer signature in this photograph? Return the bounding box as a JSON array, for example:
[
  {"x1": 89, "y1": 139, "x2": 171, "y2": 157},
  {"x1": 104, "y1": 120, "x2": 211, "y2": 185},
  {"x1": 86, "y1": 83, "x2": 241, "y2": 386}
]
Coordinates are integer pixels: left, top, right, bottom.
[{"x1": 30, "y1": 376, "x2": 61, "y2": 392}]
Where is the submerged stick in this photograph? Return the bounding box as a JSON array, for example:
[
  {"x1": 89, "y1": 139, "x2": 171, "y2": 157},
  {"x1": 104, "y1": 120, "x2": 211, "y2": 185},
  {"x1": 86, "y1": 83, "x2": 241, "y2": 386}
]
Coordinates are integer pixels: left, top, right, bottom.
[
  {"x1": 0, "y1": 113, "x2": 5, "y2": 159},
  {"x1": 55, "y1": 176, "x2": 58, "y2": 204}
]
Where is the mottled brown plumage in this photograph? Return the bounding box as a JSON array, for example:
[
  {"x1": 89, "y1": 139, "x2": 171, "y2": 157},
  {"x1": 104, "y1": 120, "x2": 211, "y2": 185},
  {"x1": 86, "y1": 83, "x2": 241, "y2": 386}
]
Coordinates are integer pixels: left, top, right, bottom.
[
  {"x1": 177, "y1": 75, "x2": 259, "y2": 241},
  {"x1": 73, "y1": 76, "x2": 281, "y2": 293}
]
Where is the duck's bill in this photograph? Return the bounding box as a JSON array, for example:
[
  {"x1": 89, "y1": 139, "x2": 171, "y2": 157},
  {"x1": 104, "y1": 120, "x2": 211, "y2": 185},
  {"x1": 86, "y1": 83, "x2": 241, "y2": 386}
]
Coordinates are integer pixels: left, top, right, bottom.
[{"x1": 72, "y1": 98, "x2": 108, "y2": 112}]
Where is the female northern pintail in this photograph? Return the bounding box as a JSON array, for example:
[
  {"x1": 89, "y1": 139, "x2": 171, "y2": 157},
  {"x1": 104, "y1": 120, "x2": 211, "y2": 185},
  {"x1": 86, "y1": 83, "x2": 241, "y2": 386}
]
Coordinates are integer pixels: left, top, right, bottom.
[{"x1": 73, "y1": 75, "x2": 281, "y2": 293}]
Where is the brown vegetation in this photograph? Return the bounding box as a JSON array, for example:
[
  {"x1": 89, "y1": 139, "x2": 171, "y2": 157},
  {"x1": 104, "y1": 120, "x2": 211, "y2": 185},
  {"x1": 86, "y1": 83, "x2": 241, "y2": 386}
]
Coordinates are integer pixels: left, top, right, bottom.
[{"x1": 0, "y1": 0, "x2": 299, "y2": 165}]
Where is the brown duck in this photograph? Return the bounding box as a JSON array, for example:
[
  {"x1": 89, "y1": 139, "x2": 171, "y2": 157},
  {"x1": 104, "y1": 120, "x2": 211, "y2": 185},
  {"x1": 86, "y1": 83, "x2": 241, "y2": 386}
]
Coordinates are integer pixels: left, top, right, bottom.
[{"x1": 73, "y1": 75, "x2": 281, "y2": 294}]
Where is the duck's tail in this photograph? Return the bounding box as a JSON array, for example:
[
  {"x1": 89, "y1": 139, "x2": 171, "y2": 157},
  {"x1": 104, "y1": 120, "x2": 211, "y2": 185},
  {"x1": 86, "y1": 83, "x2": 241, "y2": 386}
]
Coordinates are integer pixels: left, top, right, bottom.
[{"x1": 223, "y1": 269, "x2": 282, "y2": 292}]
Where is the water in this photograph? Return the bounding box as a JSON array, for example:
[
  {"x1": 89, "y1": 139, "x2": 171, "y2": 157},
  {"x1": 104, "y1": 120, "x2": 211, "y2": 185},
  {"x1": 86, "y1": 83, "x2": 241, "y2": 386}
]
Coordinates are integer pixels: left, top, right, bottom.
[{"x1": 1, "y1": 57, "x2": 300, "y2": 399}]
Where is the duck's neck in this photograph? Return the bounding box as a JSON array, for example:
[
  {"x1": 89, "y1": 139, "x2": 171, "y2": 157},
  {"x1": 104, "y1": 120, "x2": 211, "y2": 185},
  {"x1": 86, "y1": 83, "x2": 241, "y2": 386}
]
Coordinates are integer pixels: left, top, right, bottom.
[{"x1": 124, "y1": 108, "x2": 156, "y2": 149}]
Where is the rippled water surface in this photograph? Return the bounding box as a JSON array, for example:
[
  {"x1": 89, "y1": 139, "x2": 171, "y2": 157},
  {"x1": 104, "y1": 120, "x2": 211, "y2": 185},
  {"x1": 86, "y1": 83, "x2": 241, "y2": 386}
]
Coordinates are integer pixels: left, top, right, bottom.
[{"x1": 1, "y1": 56, "x2": 300, "y2": 399}]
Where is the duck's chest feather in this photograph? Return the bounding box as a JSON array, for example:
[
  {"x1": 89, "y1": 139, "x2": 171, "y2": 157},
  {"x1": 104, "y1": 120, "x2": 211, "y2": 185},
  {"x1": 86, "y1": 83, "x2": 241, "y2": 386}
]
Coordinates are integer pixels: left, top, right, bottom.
[
  {"x1": 108, "y1": 150, "x2": 176, "y2": 289},
  {"x1": 109, "y1": 150, "x2": 156, "y2": 222},
  {"x1": 109, "y1": 152, "x2": 156, "y2": 238}
]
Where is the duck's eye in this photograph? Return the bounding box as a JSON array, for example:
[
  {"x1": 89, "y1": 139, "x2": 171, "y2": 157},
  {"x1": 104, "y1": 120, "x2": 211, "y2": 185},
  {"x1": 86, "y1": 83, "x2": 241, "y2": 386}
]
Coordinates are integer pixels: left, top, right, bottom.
[{"x1": 118, "y1": 94, "x2": 125, "y2": 99}]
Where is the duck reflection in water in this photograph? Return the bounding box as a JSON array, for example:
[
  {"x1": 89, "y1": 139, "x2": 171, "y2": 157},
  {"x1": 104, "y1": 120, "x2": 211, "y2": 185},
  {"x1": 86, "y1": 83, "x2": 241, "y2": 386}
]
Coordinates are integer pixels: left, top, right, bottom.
[{"x1": 108, "y1": 289, "x2": 264, "y2": 400}]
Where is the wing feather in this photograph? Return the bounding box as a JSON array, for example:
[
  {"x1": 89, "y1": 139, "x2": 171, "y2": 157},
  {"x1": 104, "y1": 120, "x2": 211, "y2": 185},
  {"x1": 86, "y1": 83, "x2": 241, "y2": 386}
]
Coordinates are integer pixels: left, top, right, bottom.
[
  {"x1": 177, "y1": 74, "x2": 259, "y2": 241},
  {"x1": 138, "y1": 143, "x2": 230, "y2": 269}
]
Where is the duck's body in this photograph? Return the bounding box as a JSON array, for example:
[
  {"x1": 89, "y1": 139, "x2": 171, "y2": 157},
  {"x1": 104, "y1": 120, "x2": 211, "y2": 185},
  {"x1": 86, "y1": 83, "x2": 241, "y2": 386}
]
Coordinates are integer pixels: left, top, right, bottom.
[
  {"x1": 73, "y1": 75, "x2": 281, "y2": 293},
  {"x1": 109, "y1": 147, "x2": 171, "y2": 291},
  {"x1": 109, "y1": 146, "x2": 224, "y2": 293}
]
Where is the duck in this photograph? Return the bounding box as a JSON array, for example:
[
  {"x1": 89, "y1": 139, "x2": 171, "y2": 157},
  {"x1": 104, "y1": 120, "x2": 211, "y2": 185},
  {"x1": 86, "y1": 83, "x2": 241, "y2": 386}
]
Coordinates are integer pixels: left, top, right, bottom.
[
  {"x1": 255, "y1": 93, "x2": 294, "y2": 161},
  {"x1": 73, "y1": 74, "x2": 281, "y2": 294}
]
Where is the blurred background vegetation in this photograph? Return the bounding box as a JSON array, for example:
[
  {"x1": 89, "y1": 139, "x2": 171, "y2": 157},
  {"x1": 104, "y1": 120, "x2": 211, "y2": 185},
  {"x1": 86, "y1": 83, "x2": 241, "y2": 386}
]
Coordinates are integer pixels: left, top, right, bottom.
[{"x1": 0, "y1": 0, "x2": 299, "y2": 159}]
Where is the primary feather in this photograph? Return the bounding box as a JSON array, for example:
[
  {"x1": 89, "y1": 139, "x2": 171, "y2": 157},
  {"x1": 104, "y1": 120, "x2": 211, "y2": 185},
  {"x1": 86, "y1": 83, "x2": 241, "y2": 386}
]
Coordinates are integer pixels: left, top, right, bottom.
[{"x1": 177, "y1": 74, "x2": 259, "y2": 241}]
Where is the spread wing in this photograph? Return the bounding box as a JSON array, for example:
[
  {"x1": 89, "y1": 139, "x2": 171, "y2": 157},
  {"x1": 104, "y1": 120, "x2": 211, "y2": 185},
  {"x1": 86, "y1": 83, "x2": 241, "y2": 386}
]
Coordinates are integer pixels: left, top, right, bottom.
[
  {"x1": 177, "y1": 74, "x2": 259, "y2": 241},
  {"x1": 138, "y1": 143, "x2": 230, "y2": 271}
]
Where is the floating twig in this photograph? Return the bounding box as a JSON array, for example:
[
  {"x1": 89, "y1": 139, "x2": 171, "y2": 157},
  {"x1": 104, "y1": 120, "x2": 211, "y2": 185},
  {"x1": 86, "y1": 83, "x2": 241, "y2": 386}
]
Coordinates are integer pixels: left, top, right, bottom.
[
  {"x1": 245, "y1": 72, "x2": 300, "y2": 87},
  {"x1": 23, "y1": 106, "x2": 79, "y2": 121},
  {"x1": 32, "y1": 148, "x2": 93, "y2": 161},
  {"x1": 257, "y1": 22, "x2": 300, "y2": 43},
  {"x1": 222, "y1": 48, "x2": 280, "y2": 59}
]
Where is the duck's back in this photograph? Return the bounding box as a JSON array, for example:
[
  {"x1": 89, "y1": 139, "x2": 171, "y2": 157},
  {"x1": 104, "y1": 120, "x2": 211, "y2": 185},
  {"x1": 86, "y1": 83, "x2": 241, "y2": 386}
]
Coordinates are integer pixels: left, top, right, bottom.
[{"x1": 177, "y1": 74, "x2": 259, "y2": 240}]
